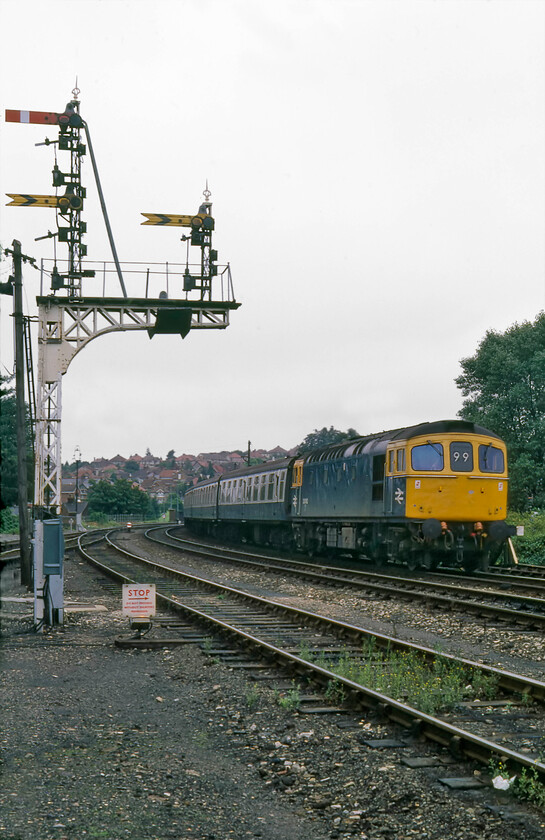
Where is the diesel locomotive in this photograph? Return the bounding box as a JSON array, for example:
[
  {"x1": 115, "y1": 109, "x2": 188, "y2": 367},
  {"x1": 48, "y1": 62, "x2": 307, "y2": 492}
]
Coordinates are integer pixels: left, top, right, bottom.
[{"x1": 183, "y1": 420, "x2": 515, "y2": 572}]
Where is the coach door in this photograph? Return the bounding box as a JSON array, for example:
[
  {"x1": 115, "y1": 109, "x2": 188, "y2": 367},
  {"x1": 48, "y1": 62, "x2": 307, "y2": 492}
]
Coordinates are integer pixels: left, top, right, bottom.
[
  {"x1": 385, "y1": 446, "x2": 406, "y2": 516},
  {"x1": 385, "y1": 448, "x2": 394, "y2": 513},
  {"x1": 291, "y1": 459, "x2": 304, "y2": 516}
]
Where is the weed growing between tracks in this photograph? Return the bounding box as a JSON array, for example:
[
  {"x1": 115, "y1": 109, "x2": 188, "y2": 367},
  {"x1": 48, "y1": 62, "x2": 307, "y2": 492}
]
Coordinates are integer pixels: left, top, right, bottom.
[
  {"x1": 298, "y1": 639, "x2": 498, "y2": 715},
  {"x1": 489, "y1": 759, "x2": 545, "y2": 809},
  {"x1": 275, "y1": 686, "x2": 302, "y2": 711}
]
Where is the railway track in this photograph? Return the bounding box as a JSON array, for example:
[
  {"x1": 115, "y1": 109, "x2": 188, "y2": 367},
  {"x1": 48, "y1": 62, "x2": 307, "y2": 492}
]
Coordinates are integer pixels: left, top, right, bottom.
[
  {"x1": 143, "y1": 526, "x2": 545, "y2": 631},
  {"x1": 1, "y1": 532, "x2": 88, "y2": 564},
  {"x1": 79, "y1": 527, "x2": 545, "y2": 786}
]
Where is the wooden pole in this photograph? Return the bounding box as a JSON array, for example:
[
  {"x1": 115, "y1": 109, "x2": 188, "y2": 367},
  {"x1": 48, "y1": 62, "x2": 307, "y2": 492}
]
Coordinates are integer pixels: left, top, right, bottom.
[{"x1": 12, "y1": 240, "x2": 32, "y2": 587}]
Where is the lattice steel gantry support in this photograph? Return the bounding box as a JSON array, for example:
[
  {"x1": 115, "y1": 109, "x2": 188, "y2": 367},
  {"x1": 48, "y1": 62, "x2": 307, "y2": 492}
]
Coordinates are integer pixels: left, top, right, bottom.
[{"x1": 35, "y1": 292, "x2": 240, "y2": 515}]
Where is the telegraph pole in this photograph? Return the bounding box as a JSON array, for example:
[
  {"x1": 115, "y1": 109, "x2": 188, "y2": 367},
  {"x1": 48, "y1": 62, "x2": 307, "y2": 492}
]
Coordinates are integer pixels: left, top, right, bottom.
[{"x1": 12, "y1": 241, "x2": 32, "y2": 586}]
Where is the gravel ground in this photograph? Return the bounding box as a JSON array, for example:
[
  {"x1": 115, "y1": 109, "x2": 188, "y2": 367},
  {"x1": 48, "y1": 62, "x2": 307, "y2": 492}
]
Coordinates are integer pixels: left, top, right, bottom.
[{"x1": 2, "y1": 548, "x2": 545, "y2": 840}]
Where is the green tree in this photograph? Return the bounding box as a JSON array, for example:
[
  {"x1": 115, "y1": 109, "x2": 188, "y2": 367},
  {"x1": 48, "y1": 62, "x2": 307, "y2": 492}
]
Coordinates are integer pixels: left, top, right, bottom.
[
  {"x1": 125, "y1": 459, "x2": 140, "y2": 473},
  {"x1": 0, "y1": 376, "x2": 33, "y2": 511},
  {"x1": 64, "y1": 459, "x2": 90, "y2": 475},
  {"x1": 296, "y1": 426, "x2": 359, "y2": 455},
  {"x1": 456, "y1": 312, "x2": 545, "y2": 510},
  {"x1": 87, "y1": 478, "x2": 159, "y2": 518},
  {"x1": 199, "y1": 461, "x2": 216, "y2": 478},
  {"x1": 162, "y1": 449, "x2": 176, "y2": 469}
]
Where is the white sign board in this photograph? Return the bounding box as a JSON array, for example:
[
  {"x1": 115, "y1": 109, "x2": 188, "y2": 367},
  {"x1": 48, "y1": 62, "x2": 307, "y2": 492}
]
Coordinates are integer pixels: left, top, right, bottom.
[{"x1": 122, "y1": 584, "x2": 156, "y2": 618}]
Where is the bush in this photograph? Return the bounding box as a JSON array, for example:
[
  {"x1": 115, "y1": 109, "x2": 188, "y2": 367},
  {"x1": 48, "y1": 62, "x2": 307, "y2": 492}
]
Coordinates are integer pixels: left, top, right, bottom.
[
  {"x1": 0, "y1": 508, "x2": 19, "y2": 533},
  {"x1": 509, "y1": 510, "x2": 545, "y2": 565}
]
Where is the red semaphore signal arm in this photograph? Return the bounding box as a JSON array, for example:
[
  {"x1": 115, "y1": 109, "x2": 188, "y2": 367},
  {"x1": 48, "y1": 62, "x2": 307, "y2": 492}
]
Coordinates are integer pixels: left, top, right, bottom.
[{"x1": 5, "y1": 109, "x2": 60, "y2": 125}]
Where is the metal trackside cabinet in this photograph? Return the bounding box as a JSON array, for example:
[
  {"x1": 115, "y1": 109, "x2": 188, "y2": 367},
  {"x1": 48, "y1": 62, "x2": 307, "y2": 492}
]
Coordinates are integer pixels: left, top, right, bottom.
[{"x1": 34, "y1": 518, "x2": 64, "y2": 627}]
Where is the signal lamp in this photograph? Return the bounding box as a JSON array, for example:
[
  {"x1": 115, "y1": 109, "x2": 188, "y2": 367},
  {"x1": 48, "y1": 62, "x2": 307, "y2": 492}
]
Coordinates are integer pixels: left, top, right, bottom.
[
  {"x1": 52, "y1": 165, "x2": 64, "y2": 187},
  {"x1": 0, "y1": 278, "x2": 14, "y2": 296},
  {"x1": 183, "y1": 269, "x2": 196, "y2": 291},
  {"x1": 51, "y1": 266, "x2": 65, "y2": 290}
]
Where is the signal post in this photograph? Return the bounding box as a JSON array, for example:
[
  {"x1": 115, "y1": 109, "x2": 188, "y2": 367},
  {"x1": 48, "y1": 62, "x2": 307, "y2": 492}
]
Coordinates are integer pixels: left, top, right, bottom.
[{"x1": 5, "y1": 92, "x2": 240, "y2": 628}]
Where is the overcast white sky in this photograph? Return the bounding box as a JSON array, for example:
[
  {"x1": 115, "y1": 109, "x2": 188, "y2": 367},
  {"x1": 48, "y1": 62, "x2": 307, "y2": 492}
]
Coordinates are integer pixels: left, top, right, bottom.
[{"x1": 1, "y1": 0, "x2": 544, "y2": 463}]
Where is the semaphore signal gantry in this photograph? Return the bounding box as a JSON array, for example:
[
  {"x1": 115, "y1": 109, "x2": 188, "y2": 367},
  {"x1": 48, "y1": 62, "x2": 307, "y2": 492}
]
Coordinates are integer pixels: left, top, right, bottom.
[{"x1": 4, "y1": 90, "x2": 240, "y2": 628}]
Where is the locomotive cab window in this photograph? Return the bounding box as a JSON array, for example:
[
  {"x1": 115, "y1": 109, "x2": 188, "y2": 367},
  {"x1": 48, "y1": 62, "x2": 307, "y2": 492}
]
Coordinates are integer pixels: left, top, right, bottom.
[
  {"x1": 372, "y1": 455, "x2": 385, "y2": 501},
  {"x1": 396, "y1": 449, "x2": 406, "y2": 472},
  {"x1": 411, "y1": 442, "x2": 444, "y2": 471},
  {"x1": 450, "y1": 441, "x2": 473, "y2": 472},
  {"x1": 479, "y1": 444, "x2": 505, "y2": 473}
]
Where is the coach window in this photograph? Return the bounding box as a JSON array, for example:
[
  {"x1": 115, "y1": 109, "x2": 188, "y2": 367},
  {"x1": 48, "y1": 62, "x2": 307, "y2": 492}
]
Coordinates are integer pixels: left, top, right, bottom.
[
  {"x1": 267, "y1": 474, "x2": 275, "y2": 500},
  {"x1": 411, "y1": 443, "x2": 444, "y2": 471},
  {"x1": 260, "y1": 475, "x2": 266, "y2": 501},
  {"x1": 479, "y1": 444, "x2": 504, "y2": 473},
  {"x1": 278, "y1": 473, "x2": 286, "y2": 500},
  {"x1": 450, "y1": 441, "x2": 473, "y2": 472}
]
